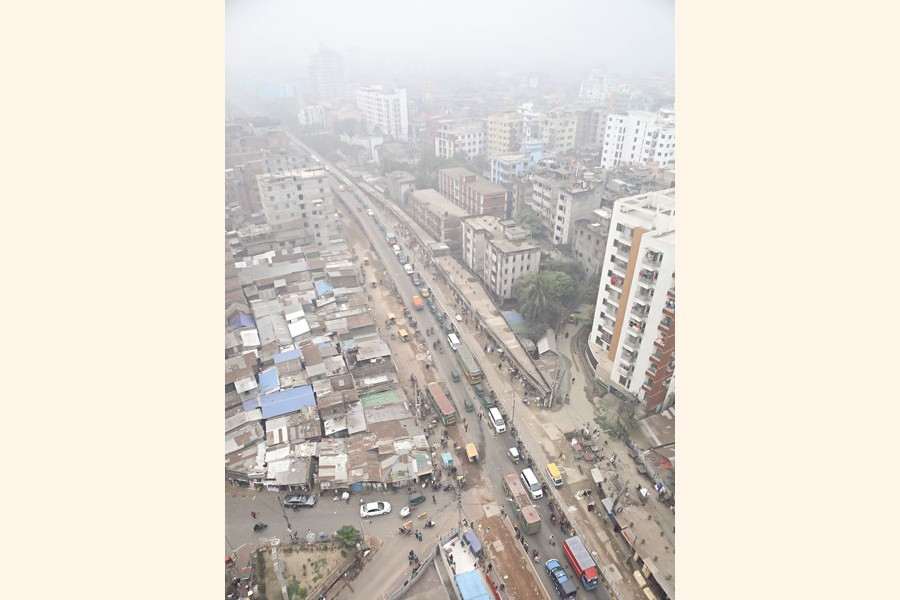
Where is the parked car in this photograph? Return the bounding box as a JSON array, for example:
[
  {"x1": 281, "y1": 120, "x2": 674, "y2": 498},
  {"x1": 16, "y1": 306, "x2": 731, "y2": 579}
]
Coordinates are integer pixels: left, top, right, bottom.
[
  {"x1": 419, "y1": 286, "x2": 430, "y2": 298},
  {"x1": 366, "y1": 209, "x2": 374, "y2": 216},
  {"x1": 360, "y1": 501, "x2": 392, "y2": 518},
  {"x1": 473, "y1": 383, "x2": 486, "y2": 397},
  {"x1": 545, "y1": 558, "x2": 578, "y2": 598},
  {"x1": 283, "y1": 494, "x2": 317, "y2": 509},
  {"x1": 410, "y1": 273, "x2": 422, "y2": 286}
]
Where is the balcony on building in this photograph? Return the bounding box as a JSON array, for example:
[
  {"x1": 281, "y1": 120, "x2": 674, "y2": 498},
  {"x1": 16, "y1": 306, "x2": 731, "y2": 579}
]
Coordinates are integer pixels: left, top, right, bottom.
[
  {"x1": 659, "y1": 316, "x2": 673, "y2": 333},
  {"x1": 630, "y1": 303, "x2": 649, "y2": 318},
  {"x1": 608, "y1": 275, "x2": 625, "y2": 292},
  {"x1": 643, "y1": 250, "x2": 662, "y2": 268},
  {"x1": 638, "y1": 269, "x2": 658, "y2": 284},
  {"x1": 654, "y1": 334, "x2": 668, "y2": 350},
  {"x1": 649, "y1": 349, "x2": 663, "y2": 365},
  {"x1": 623, "y1": 333, "x2": 642, "y2": 351},
  {"x1": 610, "y1": 258, "x2": 627, "y2": 277},
  {"x1": 612, "y1": 240, "x2": 631, "y2": 260},
  {"x1": 620, "y1": 349, "x2": 637, "y2": 365},
  {"x1": 627, "y1": 317, "x2": 645, "y2": 334},
  {"x1": 663, "y1": 298, "x2": 675, "y2": 317}
]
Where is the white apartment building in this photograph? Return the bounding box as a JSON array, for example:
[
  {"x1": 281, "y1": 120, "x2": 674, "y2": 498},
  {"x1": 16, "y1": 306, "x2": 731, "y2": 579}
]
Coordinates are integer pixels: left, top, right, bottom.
[
  {"x1": 461, "y1": 215, "x2": 542, "y2": 299},
  {"x1": 434, "y1": 118, "x2": 486, "y2": 159},
  {"x1": 579, "y1": 69, "x2": 611, "y2": 105},
  {"x1": 308, "y1": 49, "x2": 345, "y2": 103},
  {"x1": 599, "y1": 108, "x2": 676, "y2": 170},
  {"x1": 356, "y1": 86, "x2": 409, "y2": 141},
  {"x1": 297, "y1": 105, "x2": 327, "y2": 128},
  {"x1": 588, "y1": 189, "x2": 675, "y2": 414},
  {"x1": 486, "y1": 112, "x2": 524, "y2": 156},
  {"x1": 256, "y1": 167, "x2": 338, "y2": 247}
]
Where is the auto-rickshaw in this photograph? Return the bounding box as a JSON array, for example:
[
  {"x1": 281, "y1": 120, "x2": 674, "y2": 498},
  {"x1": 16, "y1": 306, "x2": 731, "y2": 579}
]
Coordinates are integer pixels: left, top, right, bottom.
[
  {"x1": 466, "y1": 443, "x2": 479, "y2": 463},
  {"x1": 398, "y1": 328, "x2": 410, "y2": 342},
  {"x1": 387, "y1": 313, "x2": 396, "y2": 324}
]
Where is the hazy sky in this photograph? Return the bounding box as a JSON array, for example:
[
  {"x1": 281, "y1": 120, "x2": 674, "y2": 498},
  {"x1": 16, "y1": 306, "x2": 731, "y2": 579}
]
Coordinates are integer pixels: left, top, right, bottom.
[{"x1": 226, "y1": 0, "x2": 674, "y2": 81}]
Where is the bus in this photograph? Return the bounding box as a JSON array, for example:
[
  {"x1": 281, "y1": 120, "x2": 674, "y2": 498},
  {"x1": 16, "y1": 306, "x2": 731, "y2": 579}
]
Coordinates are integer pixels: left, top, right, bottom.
[
  {"x1": 502, "y1": 474, "x2": 542, "y2": 535},
  {"x1": 426, "y1": 382, "x2": 458, "y2": 426},
  {"x1": 455, "y1": 345, "x2": 482, "y2": 384}
]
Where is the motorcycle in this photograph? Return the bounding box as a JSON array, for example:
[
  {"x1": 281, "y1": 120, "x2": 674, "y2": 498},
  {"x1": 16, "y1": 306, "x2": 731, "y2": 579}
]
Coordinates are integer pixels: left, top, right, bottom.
[
  {"x1": 443, "y1": 484, "x2": 454, "y2": 492},
  {"x1": 532, "y1": 549, "x2": 541, "y2": 563},
  {"x1": 550, "y1": 514, "x2": 557, "y2": 525},
  {"x1": 253, "y1": 523, "x2": 268, "y2": 532}
]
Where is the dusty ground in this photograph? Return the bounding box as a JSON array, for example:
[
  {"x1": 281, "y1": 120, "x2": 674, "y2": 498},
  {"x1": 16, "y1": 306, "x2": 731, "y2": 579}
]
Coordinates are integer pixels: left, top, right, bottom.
[{"x1": 255, "y1": 544, "x2": 347, "y2": 600}]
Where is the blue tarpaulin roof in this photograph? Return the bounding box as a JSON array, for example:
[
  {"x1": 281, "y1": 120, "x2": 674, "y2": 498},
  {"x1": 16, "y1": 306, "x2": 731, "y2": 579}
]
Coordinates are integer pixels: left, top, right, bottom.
[
  {"x1": 273, "y1": 348, "x2": 301, "y2": 364},
  {"x1": 315, "y1": 280, "x2": 334, "y2": 297},
  {"x1": 501, "y1": 310, "x2": 528, "y2": 335},
  {"x1": 242, "y1": 385, "x2": 315, "y2": 419},
  {"x1": 258, "y1": 369, "x2": 279, "y2": 394},
  {"x1": 463, "y1": 530, "x2": 483, "y2": 555},
  {"x1": 228, "y1": 313, "x2": 255, "y2": 328},
  {"x1": 455, "y1": 570, "x2": 490, "y2": 600}
]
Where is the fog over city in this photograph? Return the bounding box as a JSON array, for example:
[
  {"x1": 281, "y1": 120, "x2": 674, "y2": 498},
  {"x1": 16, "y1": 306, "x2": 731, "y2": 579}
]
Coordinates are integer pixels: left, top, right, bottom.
[{"x1": 226, "y1": 0, "x2": 674, "y2": 82}]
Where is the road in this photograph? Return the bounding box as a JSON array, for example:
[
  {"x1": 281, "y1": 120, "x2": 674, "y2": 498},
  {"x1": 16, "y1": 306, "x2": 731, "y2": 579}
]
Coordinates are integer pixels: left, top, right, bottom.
[{"x1": 326, "y1": 163, "x2": 613, "y2": 600}]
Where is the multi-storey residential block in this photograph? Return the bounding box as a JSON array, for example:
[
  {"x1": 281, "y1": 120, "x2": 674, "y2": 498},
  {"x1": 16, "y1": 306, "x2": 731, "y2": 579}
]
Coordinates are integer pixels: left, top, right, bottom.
[
  {"x1": 528, "y1": 165, "x2": 604, "y2": 245},
  {"x1": 573, "y1": 106, "x2": 608, "y2": 149},
  {"x1": 434, "y1": 118, "x2": 486, "y2": 159},
  {"x1": 256, "y1": 168, "x2": 338, "y2": 247},
  {"x1": 540, "y1": 109, "x2": 577, "y2": 153},
  {"x1": 356, "y1": 86, "x2": 409, "y2": 141},
  {"x1": 461, "y1": 216, "x2": 542, "y2": 300},
  {"x1": 298, "y1": 105, "x2": 327, "y2": 129},
  {"x1": 438, "y1": 167, "x2": 508, "y2": 218},
  {"x1": 489, "y1": 139, "x2": 548, "y2": 191},
  {"x1": 486, "y1": 112, "x2": 524, "y2": 157},
  {"x1": 588, "y1": 189, "x2": 675, "y2": 414},
  {"x1": 408, "y1": 189, "x2": 468, "y2": 248},
  {"x1": 600, "y1": 108, "x2": 675, "y2": 169},
  {"x1": 579, "y1": 69, "x2": 611, "y2": 105},
  {"x1": 571, "y1": 207, "x2": 613, "y2": 277}
]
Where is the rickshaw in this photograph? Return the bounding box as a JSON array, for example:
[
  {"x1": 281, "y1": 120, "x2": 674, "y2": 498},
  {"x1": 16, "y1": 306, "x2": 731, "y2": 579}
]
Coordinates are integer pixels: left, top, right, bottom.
[{"x1": 466, "y1": 443, "x2": 479, "y2": 463}]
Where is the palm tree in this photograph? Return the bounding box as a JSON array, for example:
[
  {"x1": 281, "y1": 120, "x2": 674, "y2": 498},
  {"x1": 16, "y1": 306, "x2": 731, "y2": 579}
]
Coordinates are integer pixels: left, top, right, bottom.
[
  {"x1": 335, "y1": 525, "x2": 361, "y2": 549},
  {"x1": 515, "y1": 274, "x2": 551, "y2": 322}
]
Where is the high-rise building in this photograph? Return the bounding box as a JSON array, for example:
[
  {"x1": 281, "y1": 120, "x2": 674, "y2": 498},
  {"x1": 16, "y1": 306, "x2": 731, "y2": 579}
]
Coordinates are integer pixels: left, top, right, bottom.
[
  {"x1": 528, "y1": 165, "x2": 604, "y2": 245},
  {"x1": 571, "y1": 207, "x2": 614, "y2": 277},
  {"x1": 486, "y1": 113, "x2": 524, "y2": 157},
  {"x1": 579, "y1": 69, "x2": 611, "y2": 105},
  {"x1": 256, "y1": 167, "x2": 338, "y2": 247},
  {"x1": 308, "y1": 49, "x2": 345, "y2": 103},
  {"x1": 434, "y1": 118, "x2": 486, "y2": 159},
  {"x1": 600, "y1": 108, "x2": 675, "y2": 169},
  {"x1": 540, "y1": 109, "x2": 577, "y2": 153},
  {"x1": 356, "y1": 86, "x2": 409, "y2": 141},
  {"x1": 588, "y1": 189, "x2": 675, "y2": 414}
]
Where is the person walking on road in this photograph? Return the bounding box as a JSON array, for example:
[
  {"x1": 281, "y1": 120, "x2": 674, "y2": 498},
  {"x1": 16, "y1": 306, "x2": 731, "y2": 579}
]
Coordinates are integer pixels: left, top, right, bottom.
[
  {"x1": 433, "y1": 495, "x2": 437, "y2": 504},
  {"x1": 251, "y1": 511, "x2": 257, "y2": 519}
]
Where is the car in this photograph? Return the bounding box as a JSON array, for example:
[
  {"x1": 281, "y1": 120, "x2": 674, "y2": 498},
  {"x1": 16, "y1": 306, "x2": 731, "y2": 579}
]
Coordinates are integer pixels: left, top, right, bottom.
[
  {"x1": 508, "y1": 447, "x2": 521, "y2": 463},
  {"x1": 419, "y1": 286, "x2": 430, "y2": 298},
  {"x1": 283, "y1": 494, "x2": 317, "y2": 509},
  {"x1": 366, "y1": 209, "x2": 375, "y2": 216},
  {"x1": 360, "y1": 501, "x2": 392, "y2": 518},
  {"x1": 473, "y1": 383, "x2": 485, "y2": 397},
  {"x1": 410, "y1": 273, "x2": 422, "y2": 286},
  {"x1": 545, "y1": 559, "x2": 578, "y2": 599}
]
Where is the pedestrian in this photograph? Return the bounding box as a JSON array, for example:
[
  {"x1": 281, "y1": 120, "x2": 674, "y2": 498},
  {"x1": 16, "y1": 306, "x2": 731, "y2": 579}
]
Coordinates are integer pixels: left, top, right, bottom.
[
  {"x1": 433, "y1": 495, "x2": 437, "y2": 504},
  {"x1": 251, "y1": 511, "x2": 257, "y2": 519},
  {"x1": 464, "y1": 424, "x2": 468, "y2": 432},
  {"x1": 488, "y1": 562, "x2": 493, "y2": 572}
]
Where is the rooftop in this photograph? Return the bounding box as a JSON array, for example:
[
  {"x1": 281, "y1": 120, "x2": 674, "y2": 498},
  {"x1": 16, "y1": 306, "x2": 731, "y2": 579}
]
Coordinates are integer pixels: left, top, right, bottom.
[{"x1": 410, "y1": 189, "x2": 469, "y2": 218}]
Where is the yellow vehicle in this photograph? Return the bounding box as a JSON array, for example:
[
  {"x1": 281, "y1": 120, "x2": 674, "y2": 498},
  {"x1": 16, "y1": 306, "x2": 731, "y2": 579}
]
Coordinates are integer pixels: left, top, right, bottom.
[
  {"x1": 387, "y1": 313, "x2": 396, "y2": 324},
  {"x1": 546, "y1": 463, "x2": 564, "y2": 487},
  {"x1": 420, "y1": 286, "x2": 431, "y2": 298},
  {"x1": 398, "y1": 329, "x2": 410, "y2": 342},
  {"x1": 466, "y1": 443, "x2": 479, "y2": 463}
]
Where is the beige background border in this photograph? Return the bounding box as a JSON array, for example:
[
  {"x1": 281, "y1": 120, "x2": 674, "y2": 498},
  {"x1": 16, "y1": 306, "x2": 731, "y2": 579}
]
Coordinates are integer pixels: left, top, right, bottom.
[{"x1": 5, "y1": 1, "x2": 900, "y2": 598}]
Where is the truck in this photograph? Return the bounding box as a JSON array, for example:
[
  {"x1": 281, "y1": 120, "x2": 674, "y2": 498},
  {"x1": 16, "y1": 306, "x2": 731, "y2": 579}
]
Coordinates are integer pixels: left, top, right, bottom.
[
  {"x1": 562, "y1": 536, "x2": 600, "y2": 590},
  {"x1": 411, "y1": 295, "x2": 425, "y2": 311}
]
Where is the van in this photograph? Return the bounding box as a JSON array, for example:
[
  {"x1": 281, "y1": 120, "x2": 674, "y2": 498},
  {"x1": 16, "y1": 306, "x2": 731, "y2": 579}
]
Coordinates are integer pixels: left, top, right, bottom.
[
  {"x1": 392, "y1": 244, "x2": 401, "y2": 255},
  {"x1": 546, "y1": 463, "x2": 564, "y2": 487},
  {"x1": 473, "y1": 383, "x2": 485, "y2": 398},
  {"x1": 398, "y1": 329, "x2": 409, "y2": 342},
  {"x1": 520, "y1": 468, "x2": 543, "y2": 500},
  {"x1": 451, "y1": 369, "x2": 461, "y2": 383},
  {"x1": 488, "y1": 407, "x2": 506, "y2": 434},
  {"x1": 447, "y1": 333, "x2": 461, "y2": 351},
  {"x1": 398, "y1": 253, "x2": 408, "y2": 264},
  {"x1": 404, "y1": 264, "x2": 414, "y2": 275}
]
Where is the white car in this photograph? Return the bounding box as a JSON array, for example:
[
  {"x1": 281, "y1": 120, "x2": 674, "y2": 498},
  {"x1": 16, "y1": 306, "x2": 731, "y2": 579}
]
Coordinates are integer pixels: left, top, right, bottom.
[
  {"x1": 366, "y1": 209, "x2": 375, "y2": 216},
  {"x1": 360, "y1": 501, "x2": 392, "y2": 518}
]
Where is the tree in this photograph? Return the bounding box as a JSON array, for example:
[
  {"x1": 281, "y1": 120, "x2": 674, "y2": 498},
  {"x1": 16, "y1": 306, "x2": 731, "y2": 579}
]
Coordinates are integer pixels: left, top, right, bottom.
[
  {"x1": 335, "y1": 525, "x2": 361, "y2": 549},
  {"x1": 515, "y1": 209, "x2": 544, "y2": 236},
  {"x1": 514, "y1": 271, "x2": 576, "y2": 328}
]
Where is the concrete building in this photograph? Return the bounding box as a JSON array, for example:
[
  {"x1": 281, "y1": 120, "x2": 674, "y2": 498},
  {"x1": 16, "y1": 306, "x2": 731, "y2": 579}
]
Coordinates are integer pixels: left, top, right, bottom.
[
  {"x1": 539, "y1": 108, "x2": 577, "y2": 153},
  {"x1": 486, "y1": 112, "x2": 524, "y2": 157},
  {"x1": 489, "y1": 139, "x2": 547, "y2": 191},
  {"x1": 571, "y1": 207, "x2": 613, "y2": 277},
  {"x1": 385, "y1": 170, "x2": 416, "y2": 205},
  {"x1": 461, "y1": 216, "x2": 542, "y2": 300},
  {"x1": 600, "y1": 108, "x2": 676, "y2": 169},
  {"x1": 574, "y1": 105, "x2": 608, "y2": 149},
  {"x1": 356, "y1": 85, "x2": 409, "y2": 141},
  {"x1": 408, "y1": 188, "x2": 468, "y2": 248},
  {"x1": 587, "y1": 189, "x2": 675, "y2": 414},
  {"x1": 438, "y1": 167, "x2": 508, "y2": 218},
  {"x1": 308, "y1": 49, "x2": 345, "y2": 103},
  {"x1": 579, "y1": 69, "x2": 611, "y2": 105},
  {"x1": 528, "y1": 165, "x2": 604, "y2": 245},
  {"x1": 256, "y1": 167, "x2": 338, "y2": 247},
  {"x1": 297, "y1": 105, "x2": 327, "y2": 129},
  {"x1": 434, "y1": 118, "x2": 486, "y2": 159}
]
